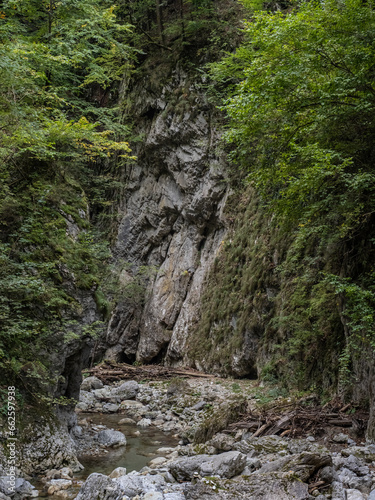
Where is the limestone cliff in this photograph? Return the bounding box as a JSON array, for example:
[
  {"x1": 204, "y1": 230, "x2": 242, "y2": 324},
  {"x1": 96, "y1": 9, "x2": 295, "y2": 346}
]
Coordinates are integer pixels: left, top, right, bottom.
[{"x1": 105, "y1": 63, "x2": 229, "y2": 369}]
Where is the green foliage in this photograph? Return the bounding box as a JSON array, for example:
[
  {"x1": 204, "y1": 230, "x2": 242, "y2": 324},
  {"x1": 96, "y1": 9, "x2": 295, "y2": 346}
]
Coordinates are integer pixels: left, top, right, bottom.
[
  {"x1": 0, "y1": 0, "x2": 136, "y2": 391},
  {"x1": 206, "y1": 0, "x2": 375, "y2": 392},
  {"x1": 214, "y1": 0, "x2": 375, "y2": 232}
]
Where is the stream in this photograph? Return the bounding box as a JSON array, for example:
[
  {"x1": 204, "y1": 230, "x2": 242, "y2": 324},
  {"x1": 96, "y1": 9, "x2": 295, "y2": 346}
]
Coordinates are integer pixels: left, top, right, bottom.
[
  {"x1": 76, "y1": 412, "x2": 178, "y2": 476},
  {"x1": 34, "y1": 412, "x2": 178, "y2": 499}
]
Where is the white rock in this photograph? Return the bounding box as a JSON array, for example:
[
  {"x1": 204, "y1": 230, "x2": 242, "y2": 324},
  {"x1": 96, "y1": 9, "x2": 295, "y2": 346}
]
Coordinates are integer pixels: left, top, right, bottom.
[
  {"x1": 109, "y1": 467, "x2": 127, "y2": 478},
  {"x1": 137, "y1": 418, "x2": 152, "y2": 427},
  {"x1": 47, "y1": 479, "x2": 72, "y2": 495},
  {"x1": 346, "y1": 489, "x2": 365, "y2": 500},
  {"x1": 149, "y1": 457, "x2": 167, "y2": 468}
]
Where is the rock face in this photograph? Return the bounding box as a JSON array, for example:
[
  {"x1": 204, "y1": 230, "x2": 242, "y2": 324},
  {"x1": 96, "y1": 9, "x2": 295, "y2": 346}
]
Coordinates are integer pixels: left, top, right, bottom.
[
  {"x1": 169, "y1": 451, "x2": 247, "y2": 481},
  {"x1": 105, "y1": 63, "x2": 231, "y2": 370},
  {"x1": 75, "y1": 473, "x2": 124, "y2": 500}
]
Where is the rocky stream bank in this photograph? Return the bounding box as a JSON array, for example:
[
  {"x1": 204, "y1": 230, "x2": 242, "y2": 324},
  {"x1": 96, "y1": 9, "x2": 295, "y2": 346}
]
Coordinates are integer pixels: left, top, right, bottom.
[{"x1": 2, "y1": 374, "x2": 375, "y2": 500}]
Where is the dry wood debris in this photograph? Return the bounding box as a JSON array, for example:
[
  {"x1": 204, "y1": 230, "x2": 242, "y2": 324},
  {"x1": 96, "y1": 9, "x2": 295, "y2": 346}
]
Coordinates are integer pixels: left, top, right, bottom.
[
  {"x1": 226, "y1": 397, "x2": 368, "y2": 440},
  {"x1": 83, "y1": 361, "x2": 215, "y2": 383}
]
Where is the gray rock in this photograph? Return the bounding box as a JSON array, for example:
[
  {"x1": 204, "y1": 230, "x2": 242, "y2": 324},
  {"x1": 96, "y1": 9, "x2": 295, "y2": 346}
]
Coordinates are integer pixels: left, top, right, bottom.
[
  {"x1": 81, "y1": 376, "x2": 104, "y2": 391},
  {"x1": 59, "y1": 467, "x2": 73, "y2": 479},
  {"x1": 337, "y1": 467, "x2": 372, "y2": 493},
  {"x1": 245, "y1": 457, "x2": 262, "y2": 470},
  {"x1": 185, "y1": 474, "x2": 310, "y2": 499},
  {"x1": 164, "y1": 493, "x2": 186, "y2": 500},
  {"x1": 333, "y1": 433, "x2": 349, "y2": 444},
  {"x1": 46, "y1": 479, "x2": 72, "y2": 495},
  {"x1": 319, "y1": 465, "x2": 337, "y2": 483},
  {"x1": 342, "y1": 446, "x2": 375, "y2": 462},
  {"x1": 96, "y1": 429, "x2": 127, "y2": 448},
  {"x1": 233, "y1": 441, "x2": 255, "y2": 454},
  {"x1": 109, "y1": 467, "x2": 127, "y2": 479},
  {"x1": 251, "y1": 435, "x2": 289, "y2": 454},
  {"x1": 368, "y1": 489, "x2": 375, "y2": 500},
  {"x1": 115, "y1": 473, "x2": 166, "y2": 497},
  {"x1": 102, "y1": 403, "x2": 120, "y2": 413},
  {"x1": 256, "y1": 452, "x2": 331, "y2": 482},
  {"x1": 149, "y1": 457, "x2": 168, "y2": 468},
  {"x1": 103, "y1": 68, "x2": 234, "y2": 374},
  {"x1": 169, "y1": 451, "x2": 246, "y2": 481},
  {"x1": 345, "y1": 490, "x2": 365, "y2": 500},
  {"x1": 16, "y1": 424, "x2": 83, "y2": 475},
  {"x1": 75, "y1": 473, "x2": 124, "y2": 500},
  {"x1": 114, "y1": 381, "x2": 139, "y2": 401},
  {"x1": 345, "y1": 455, "x2": 370, "y2": 476},
  {"x1": 0, "y1": 477, "x2": 37, "y2": 499},
  {"x1": 331, "y1": 480, "x2": 346, "y2": 500},
  {"x1": 77, "y1": 390, "x2": 96, "y2": 410},
  {"x1": 143, "y1": 493, "x2": 164, "y2": 500},
  {"x1": 119, "y1": 400, "x2": 146, "y2": 416},
  {"x1": 191, "y1": 401, "x2": 207, "y2": 411},
  {"x1": 119, "y1": 418, "x2": 137, "y2": 425},
  {"x1": 209, "y1": 433, "x2": 235, "y2": 452},
  {"x1": 256, "y1": 456, "x2": 292, "y2": 474},
  {"x1": 93, "y1": 387, "x2": 115, "y2": 402},
  {"x1": 71, "y1": 425, "x2": 83, "y2": 437}
]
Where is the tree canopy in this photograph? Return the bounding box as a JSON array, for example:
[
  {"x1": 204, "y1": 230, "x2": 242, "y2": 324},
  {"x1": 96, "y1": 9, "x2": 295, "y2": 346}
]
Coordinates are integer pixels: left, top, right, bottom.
[
  {"x1": 0, "y1": 0, "x2": 135, "y2": 391},
  {"x1": 211, "y1": 0, "x2": 375, "y2": 382}
]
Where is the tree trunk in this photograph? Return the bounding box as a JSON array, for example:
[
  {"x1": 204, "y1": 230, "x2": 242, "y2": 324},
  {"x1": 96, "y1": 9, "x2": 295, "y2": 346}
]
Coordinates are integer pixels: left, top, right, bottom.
[{"x1": 155, "y1": 0, "x2": 165, "y2": 44}]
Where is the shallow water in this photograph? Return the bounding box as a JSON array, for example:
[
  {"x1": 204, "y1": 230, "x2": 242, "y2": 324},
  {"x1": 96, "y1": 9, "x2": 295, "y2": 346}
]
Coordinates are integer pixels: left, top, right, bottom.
[
  {"x1": 33, "y1": 412, "x2": 179, "y2": 498},
  {"x1": 76, "y1": 412, "x2": 178, "y2": 477}
]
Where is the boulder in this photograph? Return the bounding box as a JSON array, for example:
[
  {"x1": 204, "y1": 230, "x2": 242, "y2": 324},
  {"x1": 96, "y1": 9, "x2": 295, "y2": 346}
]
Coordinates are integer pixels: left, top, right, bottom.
[
  {"x1": 77, "y1": 390, "x2": 97, "y2": 411},
  {"x1": 345, "y1": 490, "x2": 365, "y2": 500},
  {"x1": 169, "y1": 451, "x2": 246, "y2": 481},
  {"x1": 209, "y1": 433, "x2": 235, "y2": 452},
  {"x1": 114, "y1": 381, "x2": 139, "y2": 401},
  {"x1": 75, "y1": 473, "x2": 124, "y2": 500},
  {"x1": 81, "y1": 376, "x2": 103, "y2": 391},
  {"x1": 119, "y1": 418, "x2": 137, "y2": 425},
  {"x1": 333, "y1": 433, "x2": 349, "y2": 444},
  {"x1": 119, "y1": 400, "x2": 146, "y2": 417},
  {"x1": 0, "y1": 477, "x2": 38, "y2": 499},
  {"x1": 114, "y1": 472, "x2": 166, "y2": 497},
  {"x1": 96, "y1": 430, "x2": 126, "y2": 448},
  {"x1": 109, "y1": 468, "x2": 127, "y2": 479},
  {"x1": 137, "y1": 418, "x2": 152, "y2": 427},
  {"x1": 93, "y1": 387, "x2": 115, "y2": 402},
  {"x1": 256, "y1": 452, "x2": 332, "y2": 482},
  {"x1": 46, "y1": 479, "x2": 72, "y2": 495},
  {"x1": 185, "y1": 474, "x2": 310, "y2": 499},
  {"x1": 102, "y1": 403, "x2": 120, "y2": 413}
]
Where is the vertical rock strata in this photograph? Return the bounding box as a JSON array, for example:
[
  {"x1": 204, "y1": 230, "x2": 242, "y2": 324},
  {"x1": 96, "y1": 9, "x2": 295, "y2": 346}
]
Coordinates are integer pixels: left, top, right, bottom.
[{"x1": 106, "y1": 64, "x2": 228, "y2": 367}]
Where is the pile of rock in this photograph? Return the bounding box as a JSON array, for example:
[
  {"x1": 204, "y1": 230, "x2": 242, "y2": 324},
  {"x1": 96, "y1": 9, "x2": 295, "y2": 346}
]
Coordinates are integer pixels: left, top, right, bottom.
[
  {"x1": 75, "y1": 376, "x2": 243, "y2": 440},
  {"x1": 72, "y1": 430, "x2": 375, "y2": 499}
]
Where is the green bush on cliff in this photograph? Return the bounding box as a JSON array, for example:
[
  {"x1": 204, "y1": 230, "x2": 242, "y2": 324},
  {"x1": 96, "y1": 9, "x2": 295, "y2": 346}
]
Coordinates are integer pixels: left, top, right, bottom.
[
  {"x1": 0, "y1": 0, "x2": 135, "y2": 392},
  {"x1": 200, "y1": 0, "x2": 375, "y2": 387}
]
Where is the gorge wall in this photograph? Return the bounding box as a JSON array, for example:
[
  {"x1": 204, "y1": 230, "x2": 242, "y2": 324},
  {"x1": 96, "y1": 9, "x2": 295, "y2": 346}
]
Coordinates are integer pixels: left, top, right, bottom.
[
  {"x1": 105, "y1": 62, "x2": 231, "y2": 371},
  {"x1": 104, "y1": 55, "x2": 375, "y2": 441}
]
